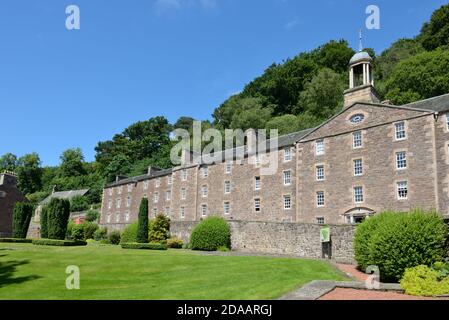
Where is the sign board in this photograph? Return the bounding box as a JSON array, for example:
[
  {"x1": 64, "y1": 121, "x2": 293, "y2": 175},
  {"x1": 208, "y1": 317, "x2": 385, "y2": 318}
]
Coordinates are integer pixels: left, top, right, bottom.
[{"x1": 320, "y1": 227, "x2": 330, "y2": 243}]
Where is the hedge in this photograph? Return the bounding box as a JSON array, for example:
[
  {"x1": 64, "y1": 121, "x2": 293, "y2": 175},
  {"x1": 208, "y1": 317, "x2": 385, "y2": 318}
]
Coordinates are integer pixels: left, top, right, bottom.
[
  {"x1": 0, "y1": 238, "x2": 32, "y2": 243},
  {"x1": 12, "y1": 202, "x2": 33, "y2": 239},
  {"x1": 47, "y1": 198, "x2": 71, "y2": 240},
  {"x1": 121, "y1": 242, "x2": 167, "y2": 250},
  {"x1": 190, "y1": 216, "x2": 231, "y2": 251},
  {"x1": 137, "y1": 198, "x2": 149, "y2": 243},
  {"x1": 32, "y1": 239, "x2": 87, "y2": 246},
  {"x1": 400, "y1": 264, "x2": 449, "y2": 296},
  {"x1": 354, "y1": 209, "x2": 448, "y2": 282},
  {"x1": 167, "y1": 237, "x2": 183, "y2": 249},
  {"x1": 40, "y1": 206, "x2": 49, "y2": 239}
]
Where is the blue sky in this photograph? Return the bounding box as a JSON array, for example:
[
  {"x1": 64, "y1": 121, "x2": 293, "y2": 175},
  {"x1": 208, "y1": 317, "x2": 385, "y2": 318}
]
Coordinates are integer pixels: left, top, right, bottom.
[{"x1": 1, "y1": 0, "x2": 447, "y2": 166}]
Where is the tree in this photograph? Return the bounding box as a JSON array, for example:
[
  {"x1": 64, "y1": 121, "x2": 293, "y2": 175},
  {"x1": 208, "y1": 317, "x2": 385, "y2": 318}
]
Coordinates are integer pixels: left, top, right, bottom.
[
  {"x1": 59, "y1": 148, "x2": 86, "y2": 177},
  {"x1": 0, "y1": 153, "x2": 18, "y2": 172},
  {"x1": 40, "y1": 206, "x2": 48, "y2": 239},
  {"x1": 173, "y1": 116, "x2": 195, "y2": 132},
  {"x1": 46, "y1": 198, "x2": 71, "y2": 240},
  {"x1": 16, "y1": 153, "x2": 42, "y2": 195},
  {"x1": 12, "y1": 202, "x2": 33, "y2": 239},
  {"x1": 265, "y1": 115, "x2": 301, "y2": 135},
  {"x1": 85, "y1": 209, "x2": 99, "y2": 222},
  {"x1": 230, "y1": 105, "x2": 273, "y2": 131},
  {"x1": 419, "y1": 4, "x2": 449, "y2": 51},
  {"x1": 70, "y1": 195, "x2": 89, "y2": 212},
  {"x1": 149, "y1": 214, "x2": 171, "y2": 243},
  {"x1": 104, "y1": 154, "x2": 132, "y2": 183},
  {"x1": 310, "y1": 39, "x2": 355, "y2": 73},
  {"x1": 137, "y1": 198, "x2": 149, "y2": 243},
  {"x1": 385, "y1": 49, "x2": 449, "y2": 105}
]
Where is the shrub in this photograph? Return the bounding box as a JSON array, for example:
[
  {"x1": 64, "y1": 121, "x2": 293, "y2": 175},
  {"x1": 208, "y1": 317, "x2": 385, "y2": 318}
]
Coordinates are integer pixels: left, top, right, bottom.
[
  {"x1": 0, "y1": 238, "x2": 32, "y2": 243},
  {"x1": 47, "y1": 198, "x2": 71, "y2": 240},
  {"x1": 149, "y1": 214, "x2": 170, "y2": 243},
  {"x1": 32, "y1": 239, "x2": 87, "y2": 246},
  {"x1": 82, "y1": 222, "x2": 98, "y2": 240},
  {"x1": 120, "y1": 222, "x2": 138, "y2": 244},
  {"x1": 70, "y1": 195, "x2": 89, "y2": 212},
  {"x1": 108, "y1": 230, "x2": 121, "y2": 245},
  {"x1": 40, "y1": 206, "x2": 48, "y2": 239},
  {"x1": 137, "y1": 198, "x2": 149, "y2": 243},
  {"x1": 94, "y1": 227, "x2": 108, "y2": 241},
  {"x1": 12, "y1": 202, "x2": 33, "y2": 239},
  {"x1": 85, "y1": 210, "x2": 100, "y2": 222},
  {"x1": 66, "y1": 220, "x2": 75, "y2": 240},
  {"x1": 217, "y1": 246, "x2": 230, "y2": 252},
  {"x1": 400, "y1": 265, "x2": 449, "y2": 296},
  {"x1": 121, "y1": 242, "x2": 167, "y2": 250},
  {"x1": 167, "y1": 237, "x2": 183, "y2": 249},
  {"x1": 354, "y1": 210, "x2": 448, "y2": 282},
  {"x1": 71, "y1": 224, "x2": 85, "y2": 242},
  {"x1": 190, "y1": 216, "x2": 231, "y2": 251}
]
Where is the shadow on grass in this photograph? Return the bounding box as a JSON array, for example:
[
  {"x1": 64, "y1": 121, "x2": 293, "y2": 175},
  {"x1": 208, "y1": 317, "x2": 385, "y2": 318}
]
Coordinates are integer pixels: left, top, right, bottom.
[{"x1": 0, "y1": 259, "x2": 41, "y2": 288}]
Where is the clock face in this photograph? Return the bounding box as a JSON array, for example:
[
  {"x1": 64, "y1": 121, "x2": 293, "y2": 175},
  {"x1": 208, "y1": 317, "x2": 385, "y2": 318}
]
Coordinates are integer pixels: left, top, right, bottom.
[{"x1": 350, "y1": 114, "x2": 365, "y2": 124}]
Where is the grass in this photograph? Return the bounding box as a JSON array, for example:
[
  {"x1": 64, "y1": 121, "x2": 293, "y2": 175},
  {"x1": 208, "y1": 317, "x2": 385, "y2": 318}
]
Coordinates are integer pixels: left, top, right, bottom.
[{"x1": 0, "y1": 243, "x2": 347, "y2": 300}]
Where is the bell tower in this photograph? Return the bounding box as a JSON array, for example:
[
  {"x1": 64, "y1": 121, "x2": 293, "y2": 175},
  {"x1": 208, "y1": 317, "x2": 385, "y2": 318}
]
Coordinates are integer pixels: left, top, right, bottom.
[{"x1": 343, "y1": 32, "x2": 380, "y2": 108}]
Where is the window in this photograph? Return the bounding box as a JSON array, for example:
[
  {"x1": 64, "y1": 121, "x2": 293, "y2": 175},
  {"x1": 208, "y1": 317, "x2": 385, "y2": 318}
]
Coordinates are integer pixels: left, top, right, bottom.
[
  {"x1": 126, "y1": 196, "x2": 131, "y2": 207},
  {"x1": 255, "y1": 155, "x2": 261, "y2": 167},
  {"x1": 180, "y1": 207, "x2": 185, "y2": 219},
  {"x1": 201, "y1": 185, "x2": 208, "y2": 197},
  {"x1": 284, "y1": 148, "x2": 292, "y2": 162},
  {"x1": 108, "y1": 188, "x2": 113, "y2": 196},
  {"x1": 153, "y1": 192, "x2": 159, "y2": 203},
  {"x1": 201, "y1": 204, "x2": 208, "y2": 217},
  {"x1": 202, "y1": 167, "x2": 208, "y2": 178},
  {"x1": 125, "y1": 211, "x2": 130, "y2": 222},
  {"x1": 115, "y1": 213, "x2": 120, "y2": 223},
  {"x1": 224, "y1": 202, "x2": 230, "y2": 215},
  {"x1": 152, "y1": 208, "x2": 157, "y2": 216},
  {"x1": 225, "y1": 162, "x2": 232, "y2": 174},
  {"x1": 316, "y1": 192, "x2": 325, "y2": 207},
  {"x1": 350, "y1": 114, "x2": 365, "y2": 124},
  {"x1": 167, "y1": 175, "x2": 173, "y2": 185},
  {"x1": 166, "y1": 190, "x2": 171, "y2": 201},
  {"x1": 354, "y1": 186, "x2": 364, "y2": 203},
  {"x1": 354, "y1": 159, "x2": 363, "y2": 176},
  {"x1": 118, "y1": 186, "x2": 123, "y2": 195},
  {"x1": 353, "y1": 131, "x2": 362, "y2": 148},
  {"x1": 396, "y1": 151, "x2": 407, "y2": 170},
  {"x1": 127, "y1": 184, "x2": 133, "y2": 192},
  {"x1": 143, "y1": 181, "x2": 149, "y2": 190},
  {"x1": 116, "y1": 198, "x2": 121, "y2": 209},
  {"x1": 255, "y1": 176, "x2": 261, "y2": 190},
  {"x1": 316, "y1": 165, "x2": 325, "y2": 181},
  {"x1": 224, "y1": 181, "x2": 231, "y2": 194},
  {"x1": 446, "y1": 114, "x2": 449, "y2": 131},
  {"x1": 283, "y1": 170, "x2": 292, "y2": 185},
  {"x1": 283, "y1": 195, "x2": 292, "y2": 210},
  {"x1": 316, "y1": 217, "x2": 325, "y2": 225},
  {"x1": 254, "y1": 198, "x2": 261, "y2": 212},
  {"x1": 164, "y1": 207, "x2": 170, "y2": 216},
  {"x1": 155, "y1": 178, "x2": 161, "y2": 188},
  {"x1": 181, "y1": 188, "x2": 187, "y2": 200},
  {"x1": 181, "y1": 169, "x2": 187, "y2": 181},
  {"x1": 395, "y1": 122, "x2": 406, "y2": 140},
  {"x1": 397, "y1": 181, "x2": 408, "y2": 199},
  {"x1": 108, "y1": 200, "x2": 112, "y2": 210},
  {"x1": 106, "y1": 213, "x2": 111, "y2": 223},
  {"x1": 316, "y1": 140, "x2": 325, "y2": 156}
]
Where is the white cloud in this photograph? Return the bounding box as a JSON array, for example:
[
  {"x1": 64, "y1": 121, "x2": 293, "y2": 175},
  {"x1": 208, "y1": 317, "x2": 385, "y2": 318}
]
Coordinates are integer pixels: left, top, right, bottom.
[
  {"x1": 284, "y1": 18, "x2": 300, "y2": 30},
  {"x1": 154, "y1": 0, "x2": 217, "y2": 14}
]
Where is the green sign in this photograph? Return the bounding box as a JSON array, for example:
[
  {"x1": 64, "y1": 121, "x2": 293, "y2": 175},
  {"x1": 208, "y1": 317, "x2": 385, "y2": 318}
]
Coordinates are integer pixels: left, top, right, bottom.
[{"x1": 320, "y1": 227, "x2": 330, "y2": 243}]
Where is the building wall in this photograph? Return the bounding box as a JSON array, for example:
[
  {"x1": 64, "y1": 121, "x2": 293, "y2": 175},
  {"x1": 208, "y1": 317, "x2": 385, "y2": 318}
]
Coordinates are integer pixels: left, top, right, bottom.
[
  {"x1": 0, "y1": 173, "x2": 27, "y2": 237},
  {"x1": 434, "y1": 113, "x2": 449, "y2": 216}
]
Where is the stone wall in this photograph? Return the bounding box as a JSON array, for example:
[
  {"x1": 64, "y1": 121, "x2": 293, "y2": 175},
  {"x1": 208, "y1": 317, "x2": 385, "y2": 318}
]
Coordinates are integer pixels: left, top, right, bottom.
[{"x1": 170, "y1": 220, "x2": 356, "y2": 264}]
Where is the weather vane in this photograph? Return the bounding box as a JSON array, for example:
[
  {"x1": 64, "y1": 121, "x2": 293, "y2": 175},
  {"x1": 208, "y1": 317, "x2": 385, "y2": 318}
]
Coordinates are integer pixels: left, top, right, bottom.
[{"x1": 359, "y1": 29, "x2": 363, "y2": 52}]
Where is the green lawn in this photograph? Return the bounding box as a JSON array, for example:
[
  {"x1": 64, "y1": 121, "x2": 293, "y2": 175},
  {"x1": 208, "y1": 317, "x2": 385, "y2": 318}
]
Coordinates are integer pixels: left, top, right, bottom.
[{"x1": 0, "y1": 243, "x2": 347, "y2": 300}]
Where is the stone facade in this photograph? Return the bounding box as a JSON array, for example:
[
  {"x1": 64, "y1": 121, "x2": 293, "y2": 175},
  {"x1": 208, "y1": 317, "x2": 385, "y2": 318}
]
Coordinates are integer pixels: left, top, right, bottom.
[{"x1": 0, "y1": 172, "x2": 27, "y2": 237}]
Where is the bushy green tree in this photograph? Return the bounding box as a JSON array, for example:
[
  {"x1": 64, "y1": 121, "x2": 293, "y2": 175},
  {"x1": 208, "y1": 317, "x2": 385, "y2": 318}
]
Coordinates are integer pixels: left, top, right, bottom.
[
  {"x1": 265, "y1": 114, "x2": 301, "y2": 135},
  {"x1": 70, "y1": 195, "x2": 89, "y2": 212},
  {"x1": 0, "y1": 153, "x2": 18, "y2": 172},
  {"x1": 419, "y1": 3, "x2": 449, "y2": 51},
  {"x1": 12, "y1": 202, "x2": 33, "y2": 239},
  {"x1": 46, "y1": 198, "x2": 71, "y2": 240},
  {"x1": 137, "y1": 198, "x2": 149, "y2": 243},
  {"x1": 16, "y1": 153, "x2": 42, "y2": 195},
  {"x1": 40, "y1": 206, "x2": 49, "y2": 239},
  {"x1": 149, "y1": 214, "x2": 170, "y2": 243},
  {"x1": 85, "y1": 209, "x2": 99, "y2": 222},
  {"x1": 59, "y1": 148, "x2": 86, "y2": 177}
]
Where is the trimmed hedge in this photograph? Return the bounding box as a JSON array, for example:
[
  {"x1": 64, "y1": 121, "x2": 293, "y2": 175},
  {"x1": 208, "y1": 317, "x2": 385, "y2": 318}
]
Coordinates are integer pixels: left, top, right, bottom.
[
  {"x1": 0, "y1": 238, "x2": 32, "y2": 243},
  {"x1": 354, "y1": 210, "x2": 448, "y2": 282},
  {"x1": 167, "y1": 237, "x2": 183, "y2": 249},
  {"x1": 121, "y1": 242, "x2": 167, "y2": 250},
  {"x1": 190, "y1": 216, "x2": 231, "y2": 251},
  {"x1": 32, "y1": 239, "x2": 87, "y2": 246},
  {"x1": 40, "y1": 206, "x2": 49, "y2": 239},
  {"x1": 47, "y1": 198, "x2": 71, "y2": 240},
  {"x1": 12, "y1": 202, "x2": 33, "y2": 239}
]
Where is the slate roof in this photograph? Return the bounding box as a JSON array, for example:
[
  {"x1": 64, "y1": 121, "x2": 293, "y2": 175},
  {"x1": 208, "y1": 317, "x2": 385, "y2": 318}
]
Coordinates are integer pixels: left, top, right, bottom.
[
  {"x1": 400, "y1": 93, "x2": 449, "y2": 113},
  {"x1": 106, "y1": 168, "x2": 173, "y2": 188},
  {"x1": 40, "y1": 189, "x2": 89, "y2": 205}
]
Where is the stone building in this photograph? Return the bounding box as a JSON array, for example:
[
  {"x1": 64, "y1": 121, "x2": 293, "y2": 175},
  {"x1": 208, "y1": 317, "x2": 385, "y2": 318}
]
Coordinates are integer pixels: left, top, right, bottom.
[
  {"x1": 0, "y1": 171, "x2": 27, "y2": 237},
  {"x1": 100, "y1": 51, "x2": 449, "y2": 230}
]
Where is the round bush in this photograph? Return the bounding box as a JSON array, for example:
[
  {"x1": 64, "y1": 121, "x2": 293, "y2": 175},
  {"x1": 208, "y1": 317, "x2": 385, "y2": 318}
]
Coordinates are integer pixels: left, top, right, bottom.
[
  {"x1": 82, "y1": 222, "x2": 99, "y2": 240},
  {"x1": 120, "y1": 221, "x2": 152, "y2": 244},
  {"x1": 400, "y1": 265, "x2": 449, "y2": 296},
  {"x1": 94, "y1": 227, "x2": 108, "y2": 241},
  {"x1": 108, "y1": 230, "x2": 121, "y2": 245},
  {"x1": 354, "y1": 210, "x2": 448, "y2": 282},
  {"x1": 190, "y1": 216, "x2": 231, "y2": 251},
  {"x1": 71, "y1": 224, "x2": 85, "y2": 242}
]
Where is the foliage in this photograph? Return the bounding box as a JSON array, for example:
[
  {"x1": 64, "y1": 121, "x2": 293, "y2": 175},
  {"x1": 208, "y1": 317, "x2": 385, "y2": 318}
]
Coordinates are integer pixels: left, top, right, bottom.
[
  {"x1": 108, "y1": 230, "x2": 122, "y2": 245},
  {"x1": 93, "y1": 227, "x2": 108, "y2": 241},
  {"x1": 167, "y1": 237, "x2": 183, "y2": 249},
  {"x1": 70, "y1": 195, "x2": 90, "y2": 212},
  {"x1": 354, "y1": 210, "x2": 448, "y2": 282},
  {"x1": 121, "y1": 242, "x2": 168, "y2": 250},
  {"x1": 82, "y1": 222, "x2": 99, "y2": 240},
  {"x1": 419, "y1": 4, "x2": 449, "y2": 51},
  {"x1": 190, "y1": 216, "x2": 231, "y2": 251},
  {"x1": 46, "y1": 198, "x2": 71, "y2": 240},
  {"x1": 0, "y1": 238, "x2": 32, "y2": 243},
  {"x1": 400, "y1": 264, "x2": 449, "y2": 296},
  {"x1": 149, "y1": 214, "x2": 170, "y2": 243},
  {"x1": 59, "y1": 148, "x2": 86, "y2": 177},
  {"x1": 39, "y1": 206, "x2": 48, "y2": 238},
  {"x1": 26, "y1": 191, "x2": 49, "y2": 208},
  {"x1": 120, "y1": 222, "x2": 138, "y2": 244},
  {"x1": 12, "y1": 202, "x2": 33, "y2": 239},
  {"x1": 137, "y1": 198, "x2": 149, "y2": 243},
  {"x1": 32, "y1": 239, "x2": 87, "y2": 246},
  {"x1": 66, "y1": 220, "x2": 75, "y2": 240},
  {"x1": 16, "y1": 153, "x2": 43, "y2": 195},
  {"x1": 0, "y1": 153, "x2": 18, "y2": 171},
  {"x1": 85, "y1": 209, "x2": 100, "y2": 222},
  {"x1": 71, "y1": 224, "x2": 85, "y2": 242}
]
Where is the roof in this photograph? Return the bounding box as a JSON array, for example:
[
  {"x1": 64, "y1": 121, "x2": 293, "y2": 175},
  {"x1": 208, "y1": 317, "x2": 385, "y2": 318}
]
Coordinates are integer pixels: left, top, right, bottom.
[
  {"x1": 400, "y1": 93, "x2": 449, "y2": 113},
  {"x1": 349, "y1": 51, "x2": 372, "y2": 65},
  {"x1": 40, "y1": 189, "x2": 89, "y2": 205},
  {"x1": 106, "y1": 168, "x2": 173, "y2": 188}
]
